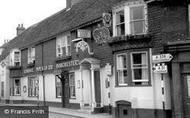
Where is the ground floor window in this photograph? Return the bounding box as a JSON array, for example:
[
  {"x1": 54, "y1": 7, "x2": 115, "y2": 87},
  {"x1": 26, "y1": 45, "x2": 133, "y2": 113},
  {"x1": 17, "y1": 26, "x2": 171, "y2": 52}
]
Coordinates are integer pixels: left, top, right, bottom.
[
  {"x1": 10, "y1": 78, "x2": 21, "y2": 96},
  {"x1": 116, "y1": 49, "x2": 150, "y2": 86},
  {"x1": 28, "y1": 77, "x2": 39, "y2": 97},
  {"x1": 1, "y1": 82, "x2": 4, "y2": 97},
  {"x1": 69, "y1": 72, "x2": 76, "y2": 98},
  {"x1": 55, "y1": 76, "x2": 62, "y2": 98}
]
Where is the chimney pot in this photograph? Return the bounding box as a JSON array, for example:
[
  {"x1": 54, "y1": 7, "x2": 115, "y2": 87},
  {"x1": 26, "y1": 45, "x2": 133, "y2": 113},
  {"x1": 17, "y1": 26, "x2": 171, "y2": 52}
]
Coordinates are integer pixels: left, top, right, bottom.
[{"x1": 17, "y1": 24, "x2": 25, "y2": 36}]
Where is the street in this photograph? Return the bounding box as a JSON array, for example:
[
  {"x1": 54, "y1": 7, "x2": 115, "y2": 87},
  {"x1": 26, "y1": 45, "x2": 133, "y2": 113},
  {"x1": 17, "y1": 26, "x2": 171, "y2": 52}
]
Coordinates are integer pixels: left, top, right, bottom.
[{"x1": 49, "y1": 112, "x2": 82, "y2": 118}]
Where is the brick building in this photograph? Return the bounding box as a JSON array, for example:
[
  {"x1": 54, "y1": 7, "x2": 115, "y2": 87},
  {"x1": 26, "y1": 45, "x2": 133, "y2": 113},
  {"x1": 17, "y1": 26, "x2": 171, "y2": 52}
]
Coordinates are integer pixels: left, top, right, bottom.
[{"x1": 0, "y1": 0, "x2": 190, "y2": 118}]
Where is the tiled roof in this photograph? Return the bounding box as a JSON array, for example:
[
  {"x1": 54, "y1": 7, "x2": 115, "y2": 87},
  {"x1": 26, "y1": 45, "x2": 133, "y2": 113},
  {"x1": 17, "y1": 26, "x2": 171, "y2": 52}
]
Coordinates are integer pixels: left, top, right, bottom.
[{"x1": 0, "y1": 0, "x2": 119, "y2": 61}]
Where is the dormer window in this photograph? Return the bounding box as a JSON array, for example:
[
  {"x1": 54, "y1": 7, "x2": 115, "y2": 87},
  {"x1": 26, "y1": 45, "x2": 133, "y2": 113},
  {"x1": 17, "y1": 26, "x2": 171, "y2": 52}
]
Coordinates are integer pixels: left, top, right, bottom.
[
  {"x1": 113, "y1": 2, "x2": 148, "y2": 36},
  {"x1": 56, "y1": 34, "x2": 71, "y2": 58},
  {"x1": 28, "y1": 47, "x2": 35, "y2": 64}
]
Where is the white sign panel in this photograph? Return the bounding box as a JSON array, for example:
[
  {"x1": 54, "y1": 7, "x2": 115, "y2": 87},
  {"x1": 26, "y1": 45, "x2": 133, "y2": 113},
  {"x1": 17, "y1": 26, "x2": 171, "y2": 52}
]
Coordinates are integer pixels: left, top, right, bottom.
[
  {"x1": 77, "y1": 29, "x2": 91, "y2": 38},
  {"x1": 152, "y1": 54, "x2": 173, "y2": 63},
  {"x1": 153, "y1": 63, "x2": 168, "y2": 73}
]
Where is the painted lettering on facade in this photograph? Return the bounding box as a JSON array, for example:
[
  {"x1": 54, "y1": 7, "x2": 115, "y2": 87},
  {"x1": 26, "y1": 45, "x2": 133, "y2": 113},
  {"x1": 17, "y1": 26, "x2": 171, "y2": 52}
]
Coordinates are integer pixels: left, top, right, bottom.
[
  {"x1": 36, "y1": 65, "x2": 53, "y2": 72},
  {"x1": 56, "y1": 60, "x2": 79, "y2": 69}
]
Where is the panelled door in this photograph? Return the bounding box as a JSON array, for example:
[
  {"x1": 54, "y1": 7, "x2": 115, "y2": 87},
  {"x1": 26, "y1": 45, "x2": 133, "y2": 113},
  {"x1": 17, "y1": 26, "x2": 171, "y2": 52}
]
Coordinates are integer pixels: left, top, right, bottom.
[
  {"x1": 183, "y1": 75, "x2": 190, "y2": 118},
  {"x1": 118, "y1": 104, "x2": 132, "y2": 118}
]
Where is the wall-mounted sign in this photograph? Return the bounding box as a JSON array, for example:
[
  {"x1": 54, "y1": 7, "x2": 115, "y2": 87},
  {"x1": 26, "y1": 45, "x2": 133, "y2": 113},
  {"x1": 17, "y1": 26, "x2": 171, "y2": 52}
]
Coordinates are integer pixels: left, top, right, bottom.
[
  {"x1": 76, "y1": 40, "x2": 94, "y2": 55},
  {"x1": 105, "y1": 63, "x2": 112, "y2": 76},
  {"x1": 56, "y1": 60, "x2": 79, "y2": 69},
  {"x1": 152, "y1": 53, "x2": 173, "y2": 63},
  {"x1": 103, "y1": 13, "x2": 112, "y2": 27},
  {"x1": 153, "y1": 63, "x2": 168, "y2": 73},
  {"x1": 93, "y1": 26, "x2": 110, "y2": 44},
  {"x1": 36, "y1": 65, "x2": 53, "y2": 72},
  {"x1": 77, "y1": 29, "x2": 91, "y2": 38}
]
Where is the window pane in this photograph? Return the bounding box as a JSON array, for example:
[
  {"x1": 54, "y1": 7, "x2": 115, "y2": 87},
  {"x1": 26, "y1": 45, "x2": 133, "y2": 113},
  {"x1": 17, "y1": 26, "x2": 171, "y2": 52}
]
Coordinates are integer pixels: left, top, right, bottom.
[
  {"x1": 117, "y1": 54, "x2": 127, "y2": 69},
  {"x1": 133, "y1": 68, "x2": 148, "y2": 80},
  {"x1": 117, "y1": 23, "x2": 125, "y2": 36},
  {"x1": 69, "y1": 73, "x2": 75, "y2": 98},
  {"x1": 131, "y1": 21, "x2": 145, "y2": 34},
  {"x1": 132, "y1": 52, "x2": 147, "y2": 66},
  {"x1": 56, "y1": 77, "x2": 62, "y2": 98},
  {"x1": 130, "y1": 6, "x2": 144, "y2": 20},
  {"x1": 116, "y1": 10, "x2": 125, "y2": 24},
  {"x1": 117, "y1": 70, "x2": 127, "y2": 85}
]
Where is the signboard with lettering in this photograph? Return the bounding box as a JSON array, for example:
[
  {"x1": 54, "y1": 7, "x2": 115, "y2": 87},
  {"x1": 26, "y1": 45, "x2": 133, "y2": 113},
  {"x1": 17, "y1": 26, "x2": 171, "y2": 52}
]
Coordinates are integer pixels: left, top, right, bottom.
[
  {"x1": 36, "y1": 65, "x2": 53, "y2": 72},
  {"x1": 77, "y1": 29, "x2": 91, "y2": 38},
  {"x1": 153, "y1": 63, "x2": 168, "y2": 73},
  {"x1": 56, "y1": 60, "x2": 79, "y2": 69},
  {"x1": 152, "y1": 53, "x2": 173, "y2": 63},
  {"x1": 24, "y1": 65, "x2": 54, "y2": 74}
]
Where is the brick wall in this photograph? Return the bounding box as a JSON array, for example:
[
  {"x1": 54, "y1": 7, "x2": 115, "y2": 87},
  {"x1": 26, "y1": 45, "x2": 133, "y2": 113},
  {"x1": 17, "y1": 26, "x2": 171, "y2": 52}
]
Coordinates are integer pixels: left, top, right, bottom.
[{"x1": 148, "y1": 2, "x2": 188, "y2": 53}]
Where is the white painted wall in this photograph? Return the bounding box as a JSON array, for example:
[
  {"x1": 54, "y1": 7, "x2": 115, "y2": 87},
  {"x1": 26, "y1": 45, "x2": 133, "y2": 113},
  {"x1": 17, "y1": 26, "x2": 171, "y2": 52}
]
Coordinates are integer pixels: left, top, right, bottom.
[
  {"x1": 100, "y1": 67, "x2": 110, "y2": 106},
  {"x1": 109, "y1": 65, "x2": 171, "y2": 110},
  {"x1": 82, "y1": 69, "x2": 91, "y2": 105}
]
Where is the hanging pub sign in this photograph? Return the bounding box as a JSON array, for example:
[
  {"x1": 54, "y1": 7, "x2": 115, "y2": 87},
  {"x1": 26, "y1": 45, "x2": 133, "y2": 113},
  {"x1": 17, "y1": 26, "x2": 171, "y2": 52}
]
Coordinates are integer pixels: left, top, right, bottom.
[
  {"x1": 102, "y1": 13, "x2": 112, "y2": 27},
  {"x1": 76, "y1": 40, "x2": 94, "y2": 55},
  {"x1": 77, "y1": 29, "x2": 91, "y2": 38},
  {"x1": 93, "y1": 26, "x2": 110, "y2": 44}
]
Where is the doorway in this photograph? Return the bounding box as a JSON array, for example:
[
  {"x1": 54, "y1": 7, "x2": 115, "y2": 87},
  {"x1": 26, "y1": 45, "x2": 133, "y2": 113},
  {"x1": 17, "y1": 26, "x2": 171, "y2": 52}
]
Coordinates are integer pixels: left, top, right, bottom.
[
  {"x1": 116, "y1": 101, "x2": 132, "y2": 118},
  {"x1": 183, "y1": 75, "x2": 190, "y2": 118}
]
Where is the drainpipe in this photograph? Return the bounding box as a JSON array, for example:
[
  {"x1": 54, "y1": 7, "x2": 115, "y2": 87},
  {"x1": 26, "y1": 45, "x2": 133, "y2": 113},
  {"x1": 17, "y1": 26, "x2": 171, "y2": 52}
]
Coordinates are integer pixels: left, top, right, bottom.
[{"x1": 42, "y1": 43, "x2": 46, "y2": 106}]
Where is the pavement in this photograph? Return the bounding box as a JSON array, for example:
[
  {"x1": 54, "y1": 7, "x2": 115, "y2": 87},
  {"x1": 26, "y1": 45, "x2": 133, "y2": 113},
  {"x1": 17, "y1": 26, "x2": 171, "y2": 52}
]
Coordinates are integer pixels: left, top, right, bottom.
[{"x1": 0, "y1": 103, "x2": 112, "y2": 118}]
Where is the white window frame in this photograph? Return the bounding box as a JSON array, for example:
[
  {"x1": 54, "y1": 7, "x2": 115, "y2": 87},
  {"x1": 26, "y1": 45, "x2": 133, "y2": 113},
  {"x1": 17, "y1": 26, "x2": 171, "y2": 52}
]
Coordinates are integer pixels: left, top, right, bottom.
[
  {"x1": 55, "y1": 76, "x2": 62, "y2": 98},
  {"x1": 69, "y1": 72, "x2": 76, "y2": 99},
  {"x1": 188, "y1": 4, "x2": 190, "y2": 34},
  {"x1": 130, "y1": 51, "x2": 149, "y2": 82},
  {"x1": 116, "y1": 53, "x2": 128, "y2": 86},
  {"x1": 28, "y1": 77, "x2": 39, "y2": 97},
  {"x1": 14, "y1": 51, "x2": 21, "y2": 66},
  {"x1": 28, "y1": 47, "x2": 35, "y2": 64},
  {"x1": 113, "y1": 3, "x2": 148, "y2": 36},
  {"x1": 10, "y1": 78, "x2": 21, "y2": 96},
  {"x1": 56, "y1": 34, "x2": 71, "y2": 57}
]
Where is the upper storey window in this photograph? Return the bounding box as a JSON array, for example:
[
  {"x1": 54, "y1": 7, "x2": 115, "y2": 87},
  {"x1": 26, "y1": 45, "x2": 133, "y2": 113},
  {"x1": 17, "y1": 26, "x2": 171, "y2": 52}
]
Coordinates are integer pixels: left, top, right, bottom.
[
  {"x1": 10, "y1": 49, "x2": 21, "y2": 66},
  {"x1": 113, "y1": 2, "x2": 148, "y2": 36},
  {"x1": 28, "y1": 47, "x2": 35, "y2": 64},
  {"x1": 56, "y1": 34, "x2": 71, "y2": 58}
]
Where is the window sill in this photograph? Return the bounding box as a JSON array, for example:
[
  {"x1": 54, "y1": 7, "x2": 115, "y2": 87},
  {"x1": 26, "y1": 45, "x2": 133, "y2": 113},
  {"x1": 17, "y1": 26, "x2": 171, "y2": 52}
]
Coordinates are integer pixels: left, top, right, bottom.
[
  {"x1": 8, "y1": 66, "x2": 22, "y2": 70},
  {"x1": 70, "y1": 97, "x2": 76, "y2": 100},
  {"x1": 10, "y1": 95, "x2": 21, "y2": 96},
  {"x1": 55, "y1": 55, "x2": 72, "y2": 62},
  {"x1": 115, "y1": 84, "x2": 152, "y2": 87},
  {"x1": 27, "y1": 62, "x2": 35, "y2": 68},
  {"x1": 108, "y1": 34, "x2": 152, "y2": 45}
]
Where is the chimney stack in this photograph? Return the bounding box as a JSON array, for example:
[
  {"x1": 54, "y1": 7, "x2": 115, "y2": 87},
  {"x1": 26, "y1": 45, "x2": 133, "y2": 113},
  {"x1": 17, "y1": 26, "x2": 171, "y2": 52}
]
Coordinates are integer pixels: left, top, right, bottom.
[
  {"x1": 16, "y1": 24, "x2": 25, "y2": 36},
  {"x1": 66, "y1": 0, "x2": 82, "y2": 9}
]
